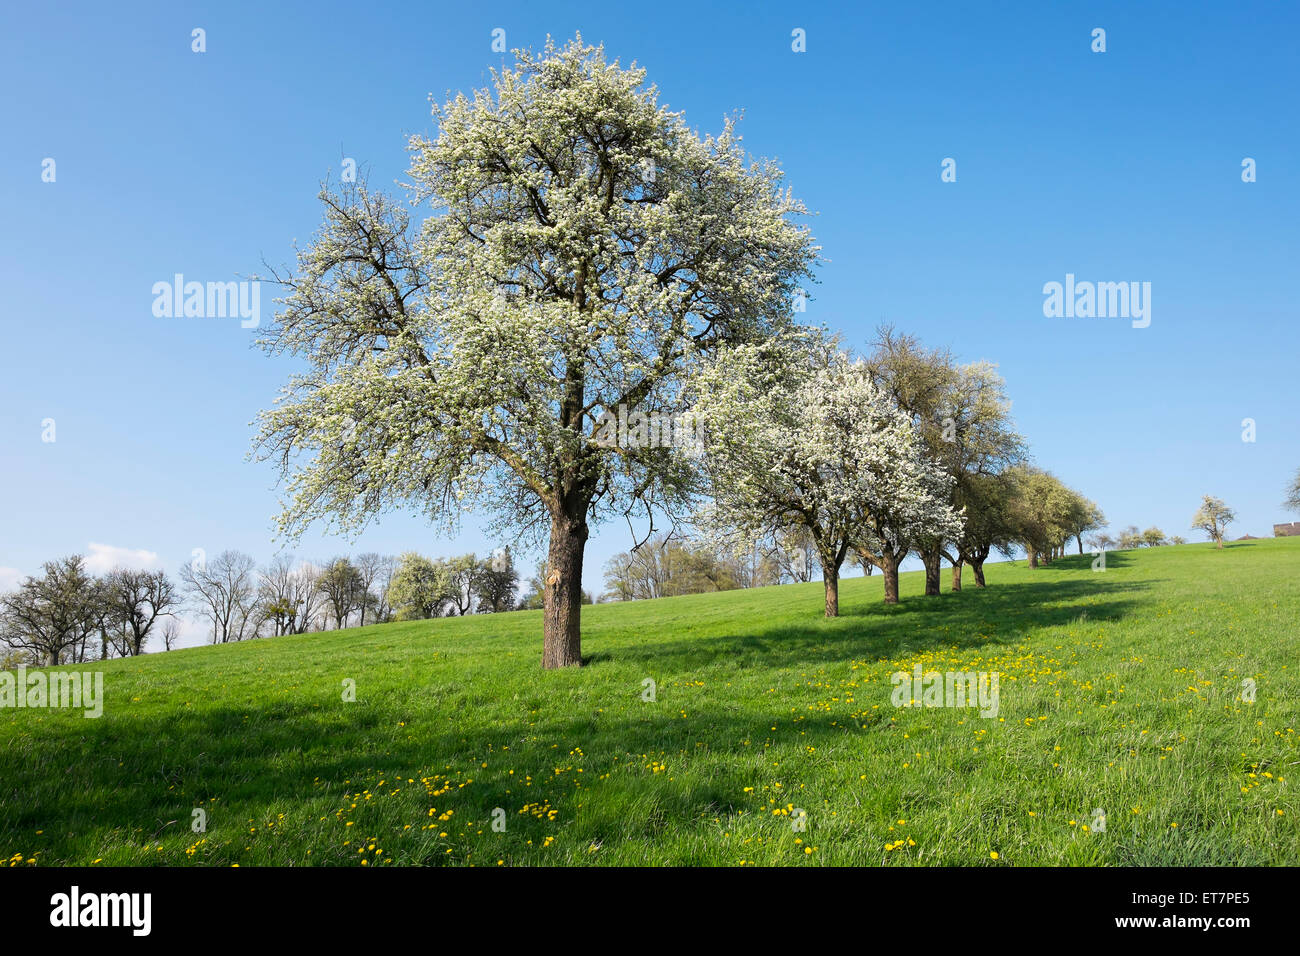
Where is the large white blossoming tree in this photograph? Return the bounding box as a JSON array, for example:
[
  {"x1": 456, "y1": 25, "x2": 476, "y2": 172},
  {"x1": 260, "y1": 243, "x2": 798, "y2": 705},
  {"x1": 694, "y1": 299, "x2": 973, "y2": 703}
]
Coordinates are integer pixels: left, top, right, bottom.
[
  {"x1": 691, "y1": 332, "x2": 961, "y2": 617},
  {"x1": 253, "y1": 37, "x2": 817, "y2": 667}
]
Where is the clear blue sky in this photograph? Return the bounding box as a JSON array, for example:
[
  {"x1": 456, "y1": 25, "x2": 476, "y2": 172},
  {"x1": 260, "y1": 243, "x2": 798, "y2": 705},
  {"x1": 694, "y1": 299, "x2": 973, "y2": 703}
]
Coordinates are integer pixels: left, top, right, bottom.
[{"x1": 2, "y1": 1, "x2": 1297, "y2": 629}]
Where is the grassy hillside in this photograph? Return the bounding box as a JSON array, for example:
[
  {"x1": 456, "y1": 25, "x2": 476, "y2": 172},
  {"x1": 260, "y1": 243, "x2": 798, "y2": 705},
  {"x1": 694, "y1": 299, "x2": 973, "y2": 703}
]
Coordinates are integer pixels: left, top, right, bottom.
[{"x1": 2, "y1": 539, "x2": 1296, "y2": 866}]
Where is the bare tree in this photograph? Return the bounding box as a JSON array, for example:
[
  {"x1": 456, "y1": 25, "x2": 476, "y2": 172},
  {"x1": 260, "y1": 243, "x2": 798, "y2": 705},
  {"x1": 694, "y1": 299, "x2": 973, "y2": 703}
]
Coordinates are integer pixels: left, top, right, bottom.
[
  {"x1": 179, "y1": 550, "x2": 258, "y2": 644},
  {"x1": 86, "y1": 578, "x2": 122, "y2": 662},
  {"x1": 1089, "y1": 532, "x2": 1118, "y2": 551},
  {"x1": 162, "y1": 617, "x2": 181, "y2": 651},
  {"x1": 373, "y1": 555, "x2": 396, "y2": 624},
  {"x1": 601, "y1": 552, "x2": 636, "y2": 602},
  {"x1": 258, "y1": 555, "x2": 300, "y2": 637},
  {"x1": 354, "y1": 553, "x2": 386, "y2": 627},
  {"x1": 293, "y1": 561, "x2": 325, "y2": 633},
  {"x1": 104, "y1": 568, "x2": 178, "y2": 656}
]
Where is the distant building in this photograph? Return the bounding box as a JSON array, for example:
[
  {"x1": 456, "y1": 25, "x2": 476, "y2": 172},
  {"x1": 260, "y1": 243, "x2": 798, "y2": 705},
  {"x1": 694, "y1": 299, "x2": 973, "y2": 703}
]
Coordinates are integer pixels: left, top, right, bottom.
[
  {"x1": 1273, "y1": 522, "x2": 1300, "y2": 537},
  {"x1": 1238, "y1": 534, "x2": 1261, "y2": 541}
]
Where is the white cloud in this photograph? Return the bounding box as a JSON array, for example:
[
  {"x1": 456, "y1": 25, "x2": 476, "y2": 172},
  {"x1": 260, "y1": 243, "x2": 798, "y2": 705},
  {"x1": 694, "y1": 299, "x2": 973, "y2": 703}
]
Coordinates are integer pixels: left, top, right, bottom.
[
  {"x1": 0, "y1": 567, "x2": 21, "y2": 593},
  {"x1": 170, "y1": 614, "x2": 212, "y2": 650},
  {"x1": 84, "y1": 542, "x2": 161, "y2": 575}
]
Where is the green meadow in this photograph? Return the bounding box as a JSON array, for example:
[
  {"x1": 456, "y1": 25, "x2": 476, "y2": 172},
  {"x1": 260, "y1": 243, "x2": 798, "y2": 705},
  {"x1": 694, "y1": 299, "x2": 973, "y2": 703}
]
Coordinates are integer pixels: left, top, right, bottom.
[{"x1": 2, "y1": 538, "x2": 1296, "y2": 867}]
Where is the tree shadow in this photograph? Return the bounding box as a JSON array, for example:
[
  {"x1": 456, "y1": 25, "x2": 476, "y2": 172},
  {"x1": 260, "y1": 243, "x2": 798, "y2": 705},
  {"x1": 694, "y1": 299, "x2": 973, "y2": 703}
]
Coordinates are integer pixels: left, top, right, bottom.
[
  {"x1": 598, "y1": 575, "x2": 1151, "y2": 674},
  {"x1": 1016, "y1": 551, "x2": 1133, "y2": 572}
]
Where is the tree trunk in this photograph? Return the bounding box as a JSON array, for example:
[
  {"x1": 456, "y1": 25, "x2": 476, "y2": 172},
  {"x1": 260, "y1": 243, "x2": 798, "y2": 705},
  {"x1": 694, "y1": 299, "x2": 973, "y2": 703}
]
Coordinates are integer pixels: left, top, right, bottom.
[
  {"x1": 951, "y1": 559, "x2": 963, "y2": 591},
  {"x1": 542, "y1": 512, "x2": 588, "y2": 668},
  {"x1": 882, "y1": 552, "x2": 901, "y2": 605},
  {"x1": 972, "y1": 560, "x2": 986, "y2": 588},
  {"x1": 822, "y1": 562, "x2": 839, "y2": 617},
  {"x1": 921, "y1": 548, "x2": 942, "y2": 596},
  {"x1": 1077, "y1": 535, "x2": 1084, "y2": 555},
  {"x1": 1027, "y1": 544, "x2": 1038, "y2": 569}
]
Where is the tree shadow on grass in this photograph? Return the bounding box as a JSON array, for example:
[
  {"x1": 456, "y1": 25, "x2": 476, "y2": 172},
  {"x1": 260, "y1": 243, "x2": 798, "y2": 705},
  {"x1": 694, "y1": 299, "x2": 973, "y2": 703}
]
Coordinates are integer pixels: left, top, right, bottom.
[
  {"x1": 1011, "y1": 551, "x2": 1134, "y2": 572},
  {"x1": 599, "y1": 575, "x2": 1153, "y2": 675}
]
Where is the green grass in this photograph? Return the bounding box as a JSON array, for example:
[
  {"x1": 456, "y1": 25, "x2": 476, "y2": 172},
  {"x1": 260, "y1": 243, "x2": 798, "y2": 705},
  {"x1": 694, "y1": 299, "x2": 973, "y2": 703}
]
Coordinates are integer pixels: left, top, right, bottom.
[{"x1": 2, "y1": 538, "x2": 1296, "y2": 867}]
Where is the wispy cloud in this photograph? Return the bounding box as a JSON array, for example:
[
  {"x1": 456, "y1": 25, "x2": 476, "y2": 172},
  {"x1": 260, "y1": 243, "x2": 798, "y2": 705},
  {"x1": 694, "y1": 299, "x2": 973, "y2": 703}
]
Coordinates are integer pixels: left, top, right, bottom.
[
  {"x1": 84, "y1": 542, "x2": 160, "y2": 575},
  {"x1": 0, "y1": 567, "x2": 21, "y2": 592}
]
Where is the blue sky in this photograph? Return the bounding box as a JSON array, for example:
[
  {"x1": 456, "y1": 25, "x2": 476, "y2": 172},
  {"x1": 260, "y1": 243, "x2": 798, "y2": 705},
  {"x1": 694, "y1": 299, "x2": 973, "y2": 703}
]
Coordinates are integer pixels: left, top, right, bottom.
[{"x1": 2, "y1": 1, "x2": 1297, "y2": 638}]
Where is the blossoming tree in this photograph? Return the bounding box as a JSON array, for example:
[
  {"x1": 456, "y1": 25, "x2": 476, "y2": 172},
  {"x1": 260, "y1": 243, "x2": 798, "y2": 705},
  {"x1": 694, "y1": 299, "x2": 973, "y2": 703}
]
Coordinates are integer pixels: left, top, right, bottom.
[
  {"x1": 691, "y1": 332, "x2": 961, "y2": 616},
  {"x1": 253, "y1": 37, "x2": 816, "y2": 667}
]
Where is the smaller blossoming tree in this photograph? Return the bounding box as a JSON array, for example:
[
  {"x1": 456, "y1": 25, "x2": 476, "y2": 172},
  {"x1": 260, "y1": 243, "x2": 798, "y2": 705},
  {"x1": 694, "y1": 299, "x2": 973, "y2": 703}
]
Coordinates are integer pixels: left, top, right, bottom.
[{"x1": 691, "y1": 331, "x2": 961, "y2": 616}]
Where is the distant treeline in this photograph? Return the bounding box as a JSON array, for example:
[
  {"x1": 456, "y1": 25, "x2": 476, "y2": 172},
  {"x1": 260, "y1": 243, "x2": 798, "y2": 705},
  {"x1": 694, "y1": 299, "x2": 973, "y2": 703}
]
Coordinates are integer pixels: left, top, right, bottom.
[{"x1": 0, "y1": 547, "x2": 534, "y2": 667}]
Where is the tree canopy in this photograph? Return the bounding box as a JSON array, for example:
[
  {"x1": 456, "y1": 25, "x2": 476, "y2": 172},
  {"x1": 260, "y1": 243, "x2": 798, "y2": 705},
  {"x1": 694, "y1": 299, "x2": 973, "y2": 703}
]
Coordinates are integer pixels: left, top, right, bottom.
[{"x1": 254, "y1": 37, "x2": 818, "y2": 667}]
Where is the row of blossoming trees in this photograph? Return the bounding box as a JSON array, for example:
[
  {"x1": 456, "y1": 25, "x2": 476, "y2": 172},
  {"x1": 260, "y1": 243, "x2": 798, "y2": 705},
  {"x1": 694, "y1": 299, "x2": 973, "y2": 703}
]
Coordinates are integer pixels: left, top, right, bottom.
[
  {"x1": 689, "y1": 325, "x2": 1109, "y2": 616},
  {"x1": 249, "y1": 36, "x2": 1101, "y2": 668}
]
